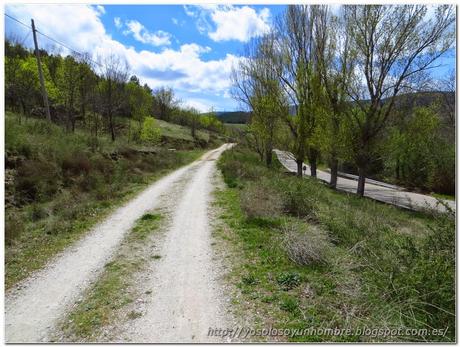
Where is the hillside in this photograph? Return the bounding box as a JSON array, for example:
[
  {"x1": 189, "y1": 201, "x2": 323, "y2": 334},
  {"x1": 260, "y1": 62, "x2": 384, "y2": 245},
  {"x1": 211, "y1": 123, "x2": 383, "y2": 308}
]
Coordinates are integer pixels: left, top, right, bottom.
[
  {"x1": 215, "y1": 111, "x2": 251, "y2": 124},
  {"x1": 220, "y1": 91, "x2": 454, "y2": 128},
  {"x1": 4, "y1": 111, "x2": 221, "y2": 287}
]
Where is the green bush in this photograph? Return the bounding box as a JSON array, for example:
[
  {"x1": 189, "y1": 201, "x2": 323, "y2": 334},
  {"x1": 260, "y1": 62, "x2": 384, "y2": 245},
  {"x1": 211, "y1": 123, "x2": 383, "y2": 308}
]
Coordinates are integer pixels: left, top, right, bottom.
[
  {"x1": 279, "y1": 178, "x2": 319, "y2": 221},
  {"x1": 394, "y1": 215, "x2": 455, "y2": 337},
  {"x1": 140, "y1": 117, "x2": 161, "y2": 145},
  {"x1": 277, "y1": 272, "x2": 301, "y2": 290}
]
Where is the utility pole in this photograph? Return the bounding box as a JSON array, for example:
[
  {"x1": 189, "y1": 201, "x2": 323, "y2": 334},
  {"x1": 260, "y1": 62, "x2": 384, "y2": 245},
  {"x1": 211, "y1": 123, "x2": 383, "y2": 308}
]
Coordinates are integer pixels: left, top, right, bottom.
[{"x1": 31, "y1": 19, "x2": 51, "y2": 122}]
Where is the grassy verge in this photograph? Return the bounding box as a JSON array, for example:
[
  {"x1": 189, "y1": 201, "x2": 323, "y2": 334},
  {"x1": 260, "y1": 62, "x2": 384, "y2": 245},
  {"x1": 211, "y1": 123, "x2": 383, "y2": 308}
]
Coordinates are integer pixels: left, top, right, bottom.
[
  {"x1": 58, "y1": 212, "x2": 164, "y2": 341},
  {"x1": 431, "y1": 193, "x2": 455, "y2": 201},
  {"x1": 216, "y1": 146, "x2": 455, "y2": 342},
  {"x1": 5, "y1": 112, "x2": 206, "y2": 288},
  {"x1": 156, "y1": 119, "x2": 210, "y2": 142}
]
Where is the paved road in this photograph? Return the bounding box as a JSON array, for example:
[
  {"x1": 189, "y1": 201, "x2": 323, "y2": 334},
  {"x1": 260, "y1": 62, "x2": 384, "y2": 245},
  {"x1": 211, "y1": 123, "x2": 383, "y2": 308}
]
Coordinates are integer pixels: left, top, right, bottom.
[{"x1": 274, "y1": 150, "x2": 455, "y2": 214}]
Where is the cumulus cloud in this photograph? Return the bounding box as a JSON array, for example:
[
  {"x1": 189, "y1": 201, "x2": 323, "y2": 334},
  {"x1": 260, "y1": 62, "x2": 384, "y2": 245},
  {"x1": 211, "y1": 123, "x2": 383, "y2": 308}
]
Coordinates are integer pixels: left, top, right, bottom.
[
  {"x1": 181, "y1": 98, "x2": 213, "y2": 112},
  {"x1": 123, "y1": 19, "x2": 172, "y2": 47},
  {"x1": 184, "y1": 5, "x2": 271, "y2": 42},
  {"x1": 5, "y1": 4, "x2": 242, "y2": 106}
]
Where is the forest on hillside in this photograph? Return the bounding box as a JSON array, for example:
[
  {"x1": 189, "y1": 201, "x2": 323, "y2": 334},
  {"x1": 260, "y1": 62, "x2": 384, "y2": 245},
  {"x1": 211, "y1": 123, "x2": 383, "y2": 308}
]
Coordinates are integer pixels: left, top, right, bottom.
[{"x1": 5, "y1": 39, "x2": 224, "y2": 144}]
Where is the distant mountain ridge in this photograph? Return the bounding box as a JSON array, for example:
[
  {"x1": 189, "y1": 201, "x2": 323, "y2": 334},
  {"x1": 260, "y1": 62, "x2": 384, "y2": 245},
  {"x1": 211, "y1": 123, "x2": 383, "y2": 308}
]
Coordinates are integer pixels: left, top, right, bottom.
[
  {"x1": 215, "y1": 111, "x2": 251, "y2": 124},
  {"x1": 213, "y1": 91, "x2": 454, "y2": 124}
]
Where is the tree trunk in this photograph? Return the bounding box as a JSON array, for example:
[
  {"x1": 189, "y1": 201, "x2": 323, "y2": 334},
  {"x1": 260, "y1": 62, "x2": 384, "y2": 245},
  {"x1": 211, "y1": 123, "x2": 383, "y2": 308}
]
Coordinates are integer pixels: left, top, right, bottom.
[
  {"x1": 296, "y1": 159, "x2": 303, "y2": 177},
  {"x1": 265, "y1": 145, "x2": 273, "y2": 167},
  {"x1": 357, "y1": 168, "x2": 366, "y2": 197},
  {"x1": 310, "y1": 159, "x2": 317, "y2": 178},
  {"x1": 81, "y1": 103, "x2": 86, "y2": 130},
  {"x1": 66, "y1": 107, "x2": 72, "y2": 132},
  {"x1": 191, "y1": 122, "x2": 196, "y2": 139},
  {"x1": 109, "y1": 113, "x2": 115, "y2": 141},
  {"x1": 308, "y1": 149, "x2": 318, "y2": 178},
  {"x1": 128, "y1": 118, "x2": 131, "y2": 143},
  {"x1": 330, "y1": 157, "x2": 338, "y2": 188}
]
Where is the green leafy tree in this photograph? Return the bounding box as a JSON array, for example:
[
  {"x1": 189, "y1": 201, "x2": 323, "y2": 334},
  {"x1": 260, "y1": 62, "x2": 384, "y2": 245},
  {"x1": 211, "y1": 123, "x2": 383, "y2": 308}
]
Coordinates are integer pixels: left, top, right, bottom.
[
  {"x1": 345, "y1": 5, "x2": 455, "y2": 196},
  {"x1": 56, "y1": 55, "x2": 80, "y2": 131},
  {"x1": 127, "y1": 78, "x2": 154, "y2": 141},
  {"x1": 384, "y1": 106, "x2": 454, "y2": 194}
]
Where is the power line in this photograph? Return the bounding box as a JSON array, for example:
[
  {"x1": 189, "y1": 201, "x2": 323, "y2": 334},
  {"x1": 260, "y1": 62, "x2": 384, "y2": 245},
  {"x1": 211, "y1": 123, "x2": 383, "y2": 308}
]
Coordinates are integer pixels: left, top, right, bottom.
[
  {"x1": 4, "y1": 13, "x2": 29, "y2": 29},
  {"x1": 34, "y1": 29, "x2": 103, "y2": 67},
  {"x1": 4, "y1": 12, "x2": 103, "y2": 68}
]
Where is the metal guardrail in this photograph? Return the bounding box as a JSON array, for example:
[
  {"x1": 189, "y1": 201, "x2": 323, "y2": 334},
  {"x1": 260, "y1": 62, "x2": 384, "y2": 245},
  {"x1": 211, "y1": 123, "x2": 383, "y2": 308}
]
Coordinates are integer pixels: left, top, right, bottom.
[{"x1": 275, "y1": 149, "x2": 405, "y2": 191}]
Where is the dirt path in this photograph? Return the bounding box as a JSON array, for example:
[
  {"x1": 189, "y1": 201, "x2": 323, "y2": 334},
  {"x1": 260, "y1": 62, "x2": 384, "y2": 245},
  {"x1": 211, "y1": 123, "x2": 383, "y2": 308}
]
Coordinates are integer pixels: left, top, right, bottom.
[
  {"x1": 5, "y1": 144, "x2": 233, "y2": 343},
  {"x1": 113, "y1": 143, "x2": 234, "y2": 342}
]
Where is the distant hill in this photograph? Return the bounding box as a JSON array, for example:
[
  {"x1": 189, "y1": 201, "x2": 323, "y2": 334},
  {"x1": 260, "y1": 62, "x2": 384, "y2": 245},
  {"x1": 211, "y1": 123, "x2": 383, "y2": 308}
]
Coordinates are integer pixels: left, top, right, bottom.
[
  {"x1": 215, "y1": 111, "x2": 251, "y2": 124},
  {"x1": 214, "y1": 91, "x2": 454, "y2": 126}
]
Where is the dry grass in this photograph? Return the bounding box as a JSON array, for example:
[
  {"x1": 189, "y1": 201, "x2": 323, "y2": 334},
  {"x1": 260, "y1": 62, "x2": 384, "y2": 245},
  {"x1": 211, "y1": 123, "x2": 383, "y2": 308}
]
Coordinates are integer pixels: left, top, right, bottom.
[
  {"x1": 281, "y1": 221, "x2": 332, "y2": 266},
  {"x1": 240, "y1": 182, "x2": 283, "y2": 219}
]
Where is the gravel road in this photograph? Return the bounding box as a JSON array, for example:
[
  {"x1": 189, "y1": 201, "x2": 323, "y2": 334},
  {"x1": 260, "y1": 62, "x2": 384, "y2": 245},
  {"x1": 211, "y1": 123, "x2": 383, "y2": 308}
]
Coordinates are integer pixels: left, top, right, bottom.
[
  {"x1": 114, "y1": 143, "x2": 234, "y2": 342},
  {"x1": 5, "y1": 144, "x2": 233, "y2": 343}
]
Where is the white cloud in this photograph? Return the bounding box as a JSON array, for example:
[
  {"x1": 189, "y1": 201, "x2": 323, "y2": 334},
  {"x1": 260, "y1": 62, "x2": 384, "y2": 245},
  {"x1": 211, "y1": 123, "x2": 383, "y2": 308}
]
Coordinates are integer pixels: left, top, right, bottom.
[
  {"x1": 95, "y1": 5, "x2": 105, "y2": 15},
  {"x1": 209, "y1": 6, "x2": 271, "y2": 42},
  {"x1": 123, "y1": 20, "x2": 172, "y2": 47},
  {"x1": 183, "y1": 5, "x2": 198, "y2": 17},
  {"x1": 181, "y1": 98, "x2": 213, "y2": 112},
  {"x1": 184, "y1": 5, "x2": 271, "y2": 42},
  {"x1": 6, "y1": 4, "x2": 108, "y2": 54},
  {"x1": 5, "y1": 4, "x2": 242, "y2": 106},
  {"x1": 172, "y1": 17, "x2": 185, "y2": 27},
  {"x1": 114, "y1": 17, "x2": 122, "y2": 29}
]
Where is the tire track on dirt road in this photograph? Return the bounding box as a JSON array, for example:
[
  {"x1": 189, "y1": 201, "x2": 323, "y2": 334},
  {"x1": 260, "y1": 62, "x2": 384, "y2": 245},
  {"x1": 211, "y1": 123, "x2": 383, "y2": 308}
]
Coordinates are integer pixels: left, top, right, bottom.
[
  {"x1": 5, "y1": 144, "x2": 232, "y2": 343},
  {"x1": 112, "y1": 143, "x2": 235, "y2": 342}
]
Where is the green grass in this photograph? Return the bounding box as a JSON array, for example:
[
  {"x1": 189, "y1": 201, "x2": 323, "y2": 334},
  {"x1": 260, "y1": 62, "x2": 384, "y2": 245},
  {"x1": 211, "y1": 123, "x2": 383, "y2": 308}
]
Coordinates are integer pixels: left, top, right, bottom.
[
  {"x1": 156, "y1": 119, "x2": 210, "y2": 142},
  {"x1": 224, "y1": 123, "x2": 248, "y2": 129},
  {"x1": 5, "y1": 112, "x2": 207, "y2": 288},
  {"x1": 216, "y1": 145, "x2": 455, "y2": 342},
  {"x1": 431, "y1": 192, "x2": 455, "y2": 201},
  {"x1": 60, "y1": 212, "x2": 164, "y2": 340}
]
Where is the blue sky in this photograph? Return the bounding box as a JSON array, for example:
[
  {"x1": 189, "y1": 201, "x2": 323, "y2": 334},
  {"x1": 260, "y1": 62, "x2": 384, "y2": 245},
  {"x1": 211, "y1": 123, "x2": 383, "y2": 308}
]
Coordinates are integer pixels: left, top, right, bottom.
[{"x1": 4, "y1": 4, "x2": 455, "y2": 112}]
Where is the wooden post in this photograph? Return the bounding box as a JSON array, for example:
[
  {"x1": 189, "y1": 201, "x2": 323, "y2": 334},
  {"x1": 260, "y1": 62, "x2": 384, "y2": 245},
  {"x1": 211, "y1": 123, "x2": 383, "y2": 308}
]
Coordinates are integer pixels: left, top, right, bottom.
[{"x1": 31, "y1": 19, "x2": 51, "y2": 122}]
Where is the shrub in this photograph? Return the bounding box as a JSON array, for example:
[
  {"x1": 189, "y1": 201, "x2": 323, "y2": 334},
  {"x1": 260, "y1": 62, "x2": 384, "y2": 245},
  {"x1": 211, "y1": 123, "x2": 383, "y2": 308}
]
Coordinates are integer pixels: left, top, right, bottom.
[
  {"x1": 280, "y1": 178, "x2": 319, "y2": 220},
  {"x1": 62, "y1": 152, "x2": 92, "y2": 176},
  {"x1": 240, "y1": 181, "x2": 283, "y2": 219},
  {"x1": 5, "y1": 211, "x2": 25, "y2": 245},
  {"x1": 280, "y1": 296, "x2": 299, "y2": 313},
  {"x1": 392, "y1": 215, "x2": 455, "y2": 337},
  {"x1": 140, "y1": 117, "x2": 161, "y2": 145},
  {"x1": 44, "y1": 215, "x2": 72, "y2": 235},
  {"x1": 219, "y1": 159, "x2": 244, "y2": 188},
  {"x1": 15, "y1": 160, "x2": 61, "y2": 203},
  {"x1": 30, "y1": 204, "x2": 49, "y2": 221},
  {"x1": 281, "y1": 222, "x2": 332, "y2": 265},
  {"x1": 242, "y1": 274, "x2": 259, "y2": 286},
  {"x1": 277, "y1": 272, "x2": 301, "y2": 290}
]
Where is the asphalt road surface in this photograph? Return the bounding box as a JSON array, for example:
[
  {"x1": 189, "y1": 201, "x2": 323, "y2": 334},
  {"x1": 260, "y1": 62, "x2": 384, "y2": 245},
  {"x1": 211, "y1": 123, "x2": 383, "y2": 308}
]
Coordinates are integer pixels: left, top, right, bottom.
[{"x1": 274, "y1": 149, "x2": 455, "y2": 214}]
